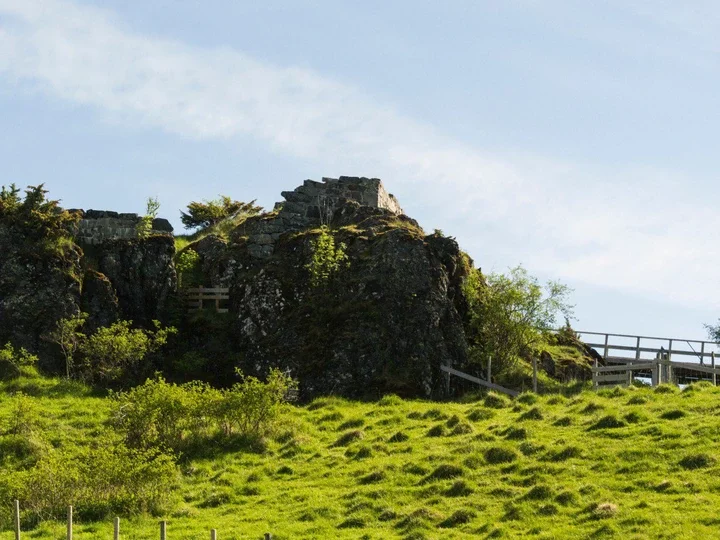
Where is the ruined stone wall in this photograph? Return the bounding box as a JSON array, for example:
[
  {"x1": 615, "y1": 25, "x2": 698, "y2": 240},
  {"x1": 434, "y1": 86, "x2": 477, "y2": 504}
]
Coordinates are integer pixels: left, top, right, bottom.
[
  {"x1": 278, "y1": 176, "x2": 403, "y2": 219},
  {"x1": 73, "y1": 210, "x2": 174, "y2": 245},
  {"x1": 237, "y1": 176, "x2": 404, "y2": 259}
]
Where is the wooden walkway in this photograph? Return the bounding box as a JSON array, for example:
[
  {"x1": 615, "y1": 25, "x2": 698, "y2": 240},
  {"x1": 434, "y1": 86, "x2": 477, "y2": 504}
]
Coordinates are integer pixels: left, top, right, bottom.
[
  {"x1": 184, "y1": 287, "x2": 230, "y2": 313},
  {"x1": 576, "y1": 330, "x2": 720, "y2": 389}
]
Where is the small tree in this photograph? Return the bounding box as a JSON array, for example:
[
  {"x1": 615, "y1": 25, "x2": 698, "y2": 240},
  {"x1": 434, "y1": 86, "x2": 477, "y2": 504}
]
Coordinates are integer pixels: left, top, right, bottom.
[
  {"x1": 175, "y1": 248, "x2": 200, "y2": 289},
  {"x1": 180, "y1": 196, "x2": 262, "y2": 231},
  {"x1": 0, "y1": 343, "x2": 38, "y2": 380},
  {"x1": 464, "y1": 265, "x2": 574, "y2": 373},
  {"x1": 306, "y1": 226, "x2": 349, "y2": 288},
  {"x1": 136, "y1": 196, "x2": 161, "y2": 239},
  {"x1": 46, "y1": 312, "x2": 88, "y2": 379}
]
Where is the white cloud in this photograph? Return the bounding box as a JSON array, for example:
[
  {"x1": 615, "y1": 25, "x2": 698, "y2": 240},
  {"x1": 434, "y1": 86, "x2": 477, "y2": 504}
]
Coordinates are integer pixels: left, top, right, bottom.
[{"x1": 1, "y1": 0, "x2": 719, "y2": 310}]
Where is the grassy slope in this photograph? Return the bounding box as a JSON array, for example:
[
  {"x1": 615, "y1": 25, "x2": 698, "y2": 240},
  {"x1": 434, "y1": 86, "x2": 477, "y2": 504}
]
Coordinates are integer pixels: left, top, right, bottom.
[{"x1": 3, "y1": 376, "x2": 720, "y2": 539}]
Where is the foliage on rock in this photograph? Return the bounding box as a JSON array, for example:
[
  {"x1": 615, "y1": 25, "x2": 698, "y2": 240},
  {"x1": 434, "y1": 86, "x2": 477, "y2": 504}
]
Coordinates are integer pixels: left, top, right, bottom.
[{"x1": 181, "y1": 196, "x2": 262, "y2": 231}]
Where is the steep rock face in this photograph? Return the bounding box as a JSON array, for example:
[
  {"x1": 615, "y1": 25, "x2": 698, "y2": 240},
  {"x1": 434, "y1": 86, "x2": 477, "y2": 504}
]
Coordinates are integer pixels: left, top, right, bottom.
[
  {"x1": 192, "y1": 202, "x2": 470, "y2": 399},
  {"x1": 0, "y1": 225, "x2": 82, "y2": 361},
  {"x1": 94, "y1": 236, "x2": 178, "y2": 326},
  {"x1": 80, "y1": 269, "x2": 120, "y2": 332}
]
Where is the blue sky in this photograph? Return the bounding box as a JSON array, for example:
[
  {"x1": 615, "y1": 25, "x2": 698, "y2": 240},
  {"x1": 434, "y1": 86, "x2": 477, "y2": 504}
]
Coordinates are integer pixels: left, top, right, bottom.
[{"x1": 1, "y1": 0, "x2": 720, "y2": 339}]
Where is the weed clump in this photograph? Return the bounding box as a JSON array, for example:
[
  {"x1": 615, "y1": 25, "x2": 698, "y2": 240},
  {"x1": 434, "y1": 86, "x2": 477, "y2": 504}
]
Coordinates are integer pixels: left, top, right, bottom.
[
  {"x1": 547, "y1": 445, "x2": 582, "y2": 462},
  {"x1": 438, "y1": 509, "x2": 476, "y2": 528},
  {"x1": 581, "y1": 402, "x2": 604, "y2": 414},
  {"x1": 388, "y1": 431, "x2": 410, "y2": 443},
  {"x1": 553, "y1": 416, "x2": 572, "y2": 427},
  {"x1": 467, "y1": 408, "x2": 494, "y2": 421},
  {"x1": 359, "y1": 470, "x2": 386, "y2": 484},
  {"x1": 623, "y1": 410, "x2": 646, "y2": 424},
  {"x1": 484, "y1": 392, "x2": 511, "y2": 409},
  {"x1": 555, "y1": 490, "x2": 577, "y2": 506},
  {"x1": 424, "y1": 464, "x2": 464, "y2": 482},
  {"x1": 588, "y1": 415, "x2": 627, "y2": 430},
  {"x1": 445, "y1": 480, "x2": 474, "y2": 497},
  {"x1": 592, "y1": 502, "x2": 619, "y2": 519},
  {"x1": 519, "y1": 407, "x2": 543, "y2": 421},
  {"x1": 450, "y1": 422, "x2": 473, "y2": 435},
  {"x1": 333, "y1": 430, "x2": 364, "y2": 447},
  {"x1": 485, "y1": 446, "x2": 518, "y2": 465},
  {"x1": 503, "y1": 427, "x2": 528, "y2": 440},
  {"x1": 427, "y1": 425, "x2": 445, "y2": 437},
  {"x1": 524, "y1": 484, "x2": 553, "y2": 500},
  {"x1": 517, "y1": 393, "x2": 538, "y2": 405},
  {"x1": 660, "y1": 409, "x2": 686, "y2": 420},
  {"x1": 339, "y1": 418, "x2": 365, "y2": 430},
  {"x1": 679, "y1": 453, "x2": 715, "y2": 470},
  {"x1": 627, "y1": 395, "x2": 648, "y2": 405}
]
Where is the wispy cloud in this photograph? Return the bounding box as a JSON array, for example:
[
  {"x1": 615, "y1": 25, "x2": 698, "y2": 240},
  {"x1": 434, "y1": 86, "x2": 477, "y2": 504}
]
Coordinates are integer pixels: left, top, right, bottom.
[{"x1": 1, "y1": 0, "x2": 718, "y2": 310}]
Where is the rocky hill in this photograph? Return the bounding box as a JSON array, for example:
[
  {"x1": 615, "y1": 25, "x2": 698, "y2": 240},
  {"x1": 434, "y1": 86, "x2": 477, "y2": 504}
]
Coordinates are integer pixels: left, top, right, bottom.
[{"x1": 0, "y1": 177, "x2": 598, "y2": 397}]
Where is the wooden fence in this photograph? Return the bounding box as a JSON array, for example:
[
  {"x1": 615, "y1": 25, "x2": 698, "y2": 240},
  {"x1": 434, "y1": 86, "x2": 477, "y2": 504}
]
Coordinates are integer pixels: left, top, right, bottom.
[
  {"x1": 184, "y1": 287, "x2": 230, "y2": 314},
  {"x1": 577, "y1": 330, "x2": 720, "y2": 366},
  {"x1": 591, "y1": 352, "x2": 720, "y2": 389},
  {"x1": 441, "y1": 364, "x2": 523, "y2": 397},
  {"x1": 11, "y1": 501, "x2": 272, "y2": 539}
]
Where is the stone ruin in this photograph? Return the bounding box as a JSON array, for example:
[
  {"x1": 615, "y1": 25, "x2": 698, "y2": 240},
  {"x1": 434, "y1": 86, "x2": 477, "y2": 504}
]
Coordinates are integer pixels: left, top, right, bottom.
[
  {"x1": 240, "y1": 176, "x2": 404, "y2": 258},
  {"x1": 73, "y1": 210, "x2": 174, "y2": 245}
]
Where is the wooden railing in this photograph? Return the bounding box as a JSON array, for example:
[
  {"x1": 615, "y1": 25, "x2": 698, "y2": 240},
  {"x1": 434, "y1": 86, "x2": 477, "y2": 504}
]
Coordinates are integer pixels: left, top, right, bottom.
[
  {"x1": 184, "y1": 287, "x2": 230, "y2": 313},
  {"x1": 576, "y1": 330, "x2": 720, "y2": 366}
]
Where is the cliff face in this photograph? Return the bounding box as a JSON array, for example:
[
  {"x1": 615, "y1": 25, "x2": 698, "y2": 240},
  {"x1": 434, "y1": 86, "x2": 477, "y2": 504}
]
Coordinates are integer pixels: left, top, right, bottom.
[
  {"x1": 0, "y1": 224, "x2": 82, "y2": 360},
  {"x1": 0, "y1": 209, "x2": 177, "y2": 369},
  {"x1": 188, "y1": 180, "x2": 471, "y2": 399}
]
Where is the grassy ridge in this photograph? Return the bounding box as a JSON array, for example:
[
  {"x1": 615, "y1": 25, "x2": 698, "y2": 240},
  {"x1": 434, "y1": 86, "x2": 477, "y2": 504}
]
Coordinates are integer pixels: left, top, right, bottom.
[{"x1": 2, "y1": 376, "x2": 720, "y2": 539}]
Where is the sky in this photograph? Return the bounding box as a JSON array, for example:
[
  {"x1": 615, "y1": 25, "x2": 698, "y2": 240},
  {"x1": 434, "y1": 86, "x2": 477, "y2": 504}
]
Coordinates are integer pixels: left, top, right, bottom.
[{"x1": 1, "y1": 0, "x2": 719, "y2": 340}]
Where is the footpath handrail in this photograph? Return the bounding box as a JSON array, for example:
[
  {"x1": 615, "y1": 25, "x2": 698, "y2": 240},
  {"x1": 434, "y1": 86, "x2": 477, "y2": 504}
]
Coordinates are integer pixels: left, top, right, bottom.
[{"x1": 441, "y1": 365, "x2": 519, "y2": 397}]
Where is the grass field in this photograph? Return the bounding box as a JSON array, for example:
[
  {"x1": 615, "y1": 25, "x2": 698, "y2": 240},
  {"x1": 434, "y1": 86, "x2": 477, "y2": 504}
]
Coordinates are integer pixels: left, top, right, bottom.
[{"x1": 2, "y1": 373, "x2": 720, "y2": 539}]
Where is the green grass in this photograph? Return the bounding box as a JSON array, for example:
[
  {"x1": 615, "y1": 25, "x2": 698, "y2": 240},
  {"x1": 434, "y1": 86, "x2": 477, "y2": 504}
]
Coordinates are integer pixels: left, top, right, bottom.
[{"x1": 5, "y1": 375, "x2": 720, "y2": 538}]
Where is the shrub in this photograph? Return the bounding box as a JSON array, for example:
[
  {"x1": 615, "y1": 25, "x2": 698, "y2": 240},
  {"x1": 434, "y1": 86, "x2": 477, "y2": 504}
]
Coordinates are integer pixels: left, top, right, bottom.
[
  {"x1": 45, "y1": 313, "x2": 87, "y2": 379},
  {"x1": 1, "y1": 440, "x2": 176, "y2": 527},
  {"x1": 0, "y1": 343, "x2": 38, "y2": 380},
  {"x1": 112, "y1": 369, "x2": 296, "y2": 452},
  {"x1": 135, "y1": 197, "x2": 160, "y2": 239},
  {"x1": 306, "y1": 226, "x2": 349, "y2": 288},
  {"x1": 3, "y1": 393, "x2": 42, "y2": 437},
  {"x1": 79, "y1": 320, "x2": 176, "y2": 384}
]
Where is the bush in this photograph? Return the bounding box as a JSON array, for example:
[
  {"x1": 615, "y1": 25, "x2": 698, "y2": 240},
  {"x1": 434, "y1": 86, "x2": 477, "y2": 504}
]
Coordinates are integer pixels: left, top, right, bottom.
[
  {"x1": 112, "y1": 369, "x2": 297, "y2": 452},
  {"x1": 79, "y1": 320, "x2": 176, "y2": 384},
  {"x1": 0, "y1": 343, "x2": 38, "y2": 380},
  {"x1": 463, "y1": 265, "x2": 573, "y2": 376}
]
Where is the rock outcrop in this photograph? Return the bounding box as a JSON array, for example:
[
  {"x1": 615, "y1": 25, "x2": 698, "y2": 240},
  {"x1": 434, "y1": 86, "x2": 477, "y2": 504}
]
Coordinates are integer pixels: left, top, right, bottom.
[{"x1": 186, "y1": 178, "x2": 471, "y2": 399}]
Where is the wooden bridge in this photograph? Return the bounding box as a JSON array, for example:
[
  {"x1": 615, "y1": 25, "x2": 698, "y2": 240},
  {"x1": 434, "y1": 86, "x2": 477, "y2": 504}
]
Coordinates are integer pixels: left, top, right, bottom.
[{"x1": 576, "y1": 330, "x2": 720, "y2": 389}]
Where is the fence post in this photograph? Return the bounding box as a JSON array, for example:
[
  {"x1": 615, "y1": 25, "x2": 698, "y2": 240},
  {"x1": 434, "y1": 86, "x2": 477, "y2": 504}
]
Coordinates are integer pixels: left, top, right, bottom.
[
  {"x1": 701, "y1": 341, "x2": 705, "y2": 366},
  {"x1": 667, "y1": 340, "x2": 673, "y2": 384},
  {"x1": 713, "y1": 352, "x2": 717, "y2": 386},
  {"x1": 160, "y1": 521, "x2": 167, "y2": 540},
  {"x1": 653, "y1": 353, "x2": 660, "y2": 386},
  {"x1": 593, "y1": 358, "x2": 598, "y2": 390},
  {"x1": 264, "y1": 534, "x2": 272, "y2": 540},
  {"x1": 67, "y1": 506, "x2": 72, "y2": 540},
  {"x1": 603, "y1": 334, "x2": 609, "y2": 361},
  {"x1": 487, "y1": 357, "x2": 492, "y2": 383},
  {"x1": 14, "y1": 499, "x2": 20, "y2": 540},
  {"x1": 210, "y1": 530, "x2": 217, "y2": 540},
  {"x1": 532, "y1": 357, "x2": 538, "y2": 393},
  {"x1": 114, "y1": 517, "x2": 120, "y2": 540}
]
